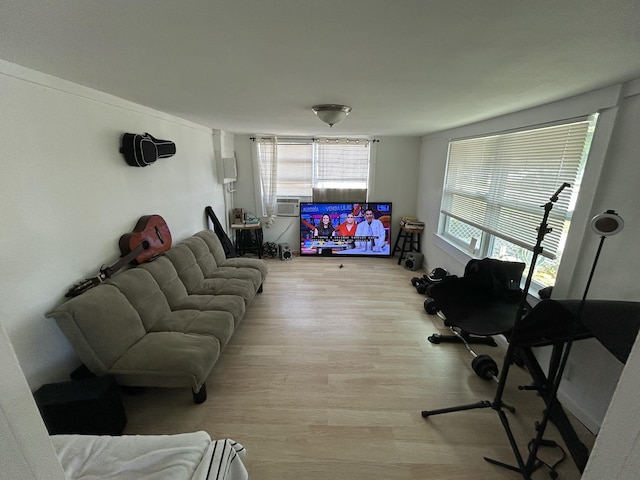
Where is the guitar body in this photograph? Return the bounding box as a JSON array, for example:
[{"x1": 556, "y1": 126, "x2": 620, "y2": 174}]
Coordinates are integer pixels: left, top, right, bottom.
[{"x1": 118, "y1": 214, "x2": 172, "y2": 264}]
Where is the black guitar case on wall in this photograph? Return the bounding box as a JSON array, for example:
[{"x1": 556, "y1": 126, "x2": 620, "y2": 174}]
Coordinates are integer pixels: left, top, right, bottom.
[{"x1": 120, "y1": 132, "x2": 176, "y2": 167}]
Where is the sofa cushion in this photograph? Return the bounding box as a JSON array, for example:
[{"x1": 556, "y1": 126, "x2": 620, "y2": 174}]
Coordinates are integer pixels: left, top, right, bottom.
[
  {"x1": 138, "y1": 256, "x2": 193, "y2": 309},
  {"x1": 46, "y1": 285, "x2": 146, "y2": 371},
  {"x1": 149, "y1": 309, "x2": 235, "y2": 347},
  {"x1": 193, "y1": 277, "x2": 257, "y2": 304},
  {"x1": 108, "y1": 267, "x2": 236, "y2": 343},
  {"x1": 106, "y1": 268, "x2": 173, "y2": 332},
  {"x1": 140, "y1": 256, "x2": 246, "y2": 326},
  {"x1": 194, "y1": 230, "x2": 268, "y2": 278},
  {"x1": 181, "y1": 237, "x2": 263, "y2": 290},
  {"x1": 165, "y1": 245, "x2": 256, "y2": 304},
  {"x1": 109, "y1": 332, "x2": 220, "y2": 390},
  {"x1": 194, "y1": 229, "x2": 228, "y2": 266}
]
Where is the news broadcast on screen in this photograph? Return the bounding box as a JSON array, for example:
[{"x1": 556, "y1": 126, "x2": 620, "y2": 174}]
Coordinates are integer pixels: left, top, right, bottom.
[{"x1": 299, "y1": 202, "x2": 392, "y2": 257}]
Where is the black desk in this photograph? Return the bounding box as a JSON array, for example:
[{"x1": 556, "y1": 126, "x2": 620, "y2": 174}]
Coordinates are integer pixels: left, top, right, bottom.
[
  {"x1": 423, "y1": 296, "x2": 640, "y2": 474},
  {"x1": 511, "y1": 299, "x2": 640, "y2": 472}
]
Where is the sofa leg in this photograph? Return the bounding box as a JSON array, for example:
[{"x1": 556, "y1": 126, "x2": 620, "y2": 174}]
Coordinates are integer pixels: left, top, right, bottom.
[
  {"x1": 258, "y1": 283, "x2": 263, "y2": 293},
  {"x1": 192, "y1": 383, "x2": 207, "y2": 404}
]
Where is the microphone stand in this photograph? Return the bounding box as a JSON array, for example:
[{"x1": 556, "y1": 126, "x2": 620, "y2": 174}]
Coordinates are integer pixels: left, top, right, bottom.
[
  {"x1": 422, "y1": 183, "x2": 571, "y2": 480},
  {"x1": 483, "y1": 183, "x2": 572, "y2": 479},
  {"x1": 487, "y1": 194, "x2": 613, "y2": 478}
]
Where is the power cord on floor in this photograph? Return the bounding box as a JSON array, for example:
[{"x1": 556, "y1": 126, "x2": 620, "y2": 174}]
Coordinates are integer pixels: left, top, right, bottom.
[
  {"x1": 262, "y1": 242, "x2": 278, "y2": 258},
  {"x1": 528, "y1": 438, "x2": 566, "y2": 479}
]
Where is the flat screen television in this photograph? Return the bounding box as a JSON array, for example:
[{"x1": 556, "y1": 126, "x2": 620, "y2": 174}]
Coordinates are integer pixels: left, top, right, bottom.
[{"x1": 299, "y1": 202, "x2": 392, "y2": 257}]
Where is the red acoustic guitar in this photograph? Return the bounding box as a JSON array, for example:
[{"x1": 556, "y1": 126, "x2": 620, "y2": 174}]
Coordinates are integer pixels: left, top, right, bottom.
[
  {"x1": 118, "y1": 214, "x2": 172, "y2": 264},
  {"x1": 65, "y1": 214, "x2": 172, "y2": 297}
]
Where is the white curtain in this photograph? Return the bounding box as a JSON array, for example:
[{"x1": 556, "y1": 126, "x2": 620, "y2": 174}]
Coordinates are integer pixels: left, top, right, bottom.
[{"x1": 254, "y1": 136, "x2": 278, "y2": 217}]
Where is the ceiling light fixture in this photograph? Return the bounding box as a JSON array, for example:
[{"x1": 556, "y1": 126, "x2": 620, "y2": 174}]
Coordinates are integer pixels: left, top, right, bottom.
[{"x1": 312, "y1": 104, "x2": 352, "y2": 127}]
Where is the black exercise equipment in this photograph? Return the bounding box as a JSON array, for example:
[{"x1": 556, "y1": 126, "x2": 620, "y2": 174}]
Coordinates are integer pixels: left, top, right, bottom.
[
  {"x1": 426, "y1": 299, "x2": 505, "y2": 381},
  {"x1": 411, "y1": 268, "x2": 453, "y2": 295},
  {"x1": 421, "y1": 183, "x2": 589, "y2": 479},
  {"x1": 421, "y1": 188, "x2": 640, "y2": 478},
  {"x1": 472, "y1": 354, "x2": 499, "y2": 381},
  {"x1": 426, "y1": 258, "x2": 527, "y2": 348}
]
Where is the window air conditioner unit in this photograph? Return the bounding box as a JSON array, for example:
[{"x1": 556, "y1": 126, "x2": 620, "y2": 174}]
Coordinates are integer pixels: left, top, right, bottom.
[{"x1": 275, "y1": 197, "x2": 300, "y2": 217}]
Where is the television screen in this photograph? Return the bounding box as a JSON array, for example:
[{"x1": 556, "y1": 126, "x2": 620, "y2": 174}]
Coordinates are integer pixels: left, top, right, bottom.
[{"x1": 300, "y1": 202, "x2": 392, "y2": 257}]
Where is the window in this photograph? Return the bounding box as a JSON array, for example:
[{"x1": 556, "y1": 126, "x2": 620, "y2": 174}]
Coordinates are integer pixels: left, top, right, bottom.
[
  {"x1": 440, "y1": 116, "x2": 597, "y2": 287},
  {"x1": 314, "y1": 140, "x2": 370, "y2": 190},
  {"x1": 254, "y1": 136, "x2": 371, "y2": 213},
  {"x1": 270, "y1": 139, "x2": 313, "y2": 198}
]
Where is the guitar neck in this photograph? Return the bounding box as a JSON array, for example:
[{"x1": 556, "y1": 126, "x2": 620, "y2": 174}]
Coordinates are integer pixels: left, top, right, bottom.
[{"x1": 102, "y1": 242, "x2": 147, "y2": 278}]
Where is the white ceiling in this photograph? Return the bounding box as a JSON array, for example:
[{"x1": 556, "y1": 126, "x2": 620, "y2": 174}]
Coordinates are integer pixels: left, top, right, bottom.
[{"x1": 2, "y1": 0, "x2": 639, "y2": 137}]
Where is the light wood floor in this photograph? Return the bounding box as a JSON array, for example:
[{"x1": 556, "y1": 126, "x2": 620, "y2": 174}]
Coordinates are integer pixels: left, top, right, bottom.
[{"x1": 122, "y1": 255, "x2": 595, "y2": 479}]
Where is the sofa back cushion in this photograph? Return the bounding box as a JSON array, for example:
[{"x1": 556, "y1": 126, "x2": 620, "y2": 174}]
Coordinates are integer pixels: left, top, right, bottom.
[
  {"x1": 107, "y1": 268, "x2": 172, "y2": 331},
  {"x1": 181, "y1": 237, "x2": 218, "y2": 277},
  {"x1": 139, "y1": 255, "x2": 191, "y2": 309},
  {"x1": 165, "y1": 244, "x2": 207, "y2": 292},
  {"x1": 195, "y1": 230, "x2": 268, "y2": 279},
  {"x1": 46, "y1": 285, "x2": 146, "y2": 371},
  {"x1": 193, "y1": 230, "x2": 227, "y2": 266}
]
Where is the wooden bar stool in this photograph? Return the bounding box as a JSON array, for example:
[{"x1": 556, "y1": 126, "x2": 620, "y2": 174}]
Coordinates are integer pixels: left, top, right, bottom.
[{"x1": 393, "y1": 224, "x2": 423, "y2": 265}]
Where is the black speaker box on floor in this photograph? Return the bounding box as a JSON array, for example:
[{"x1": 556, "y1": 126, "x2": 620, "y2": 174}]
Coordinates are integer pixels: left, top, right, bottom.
[
  {"x1": 34, "y1": 376, "x2": 127, "y2": 435},
  {"x1": 404, "y1": 252, "x2": 424, "y2": 271},
  {"x1": 279, "y1": 243, "x2": 292, "y2": 261}
]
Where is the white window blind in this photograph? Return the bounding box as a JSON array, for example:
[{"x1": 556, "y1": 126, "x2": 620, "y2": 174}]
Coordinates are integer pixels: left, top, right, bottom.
[
  {"x1": 441, "y1": 119, "x2": 594, "y2": 258},
  {"x1": 274, "y1": 139, "x2": 313, "y2": 198},
  {"x1": 314, "y1": 138, "x2": 370, "y2": 189}
]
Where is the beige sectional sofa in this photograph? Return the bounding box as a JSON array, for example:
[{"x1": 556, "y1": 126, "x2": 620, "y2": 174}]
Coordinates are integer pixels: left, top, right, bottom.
[{"x1": 46, "y1": 230, "x2": 267, "y2": 403}]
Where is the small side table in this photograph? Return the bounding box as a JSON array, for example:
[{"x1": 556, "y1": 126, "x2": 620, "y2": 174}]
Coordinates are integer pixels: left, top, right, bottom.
[
  {"x1": 231, "y1": 222, "x2": 263, "y2": 258},
  {"x1": 392, "y1": 225, "x2": 423, "y2": 265},
  {"x1": 33, "y1": 376, "x2": 127, "y2": 435}
]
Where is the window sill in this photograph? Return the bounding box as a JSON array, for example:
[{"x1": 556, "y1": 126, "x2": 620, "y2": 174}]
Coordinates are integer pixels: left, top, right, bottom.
[
  {"x1": 432, "y1": 232, "x2": 545, "y2": 305},
  {"x1": 432, "y1": 232, "x2": 475, "y2": 266}
]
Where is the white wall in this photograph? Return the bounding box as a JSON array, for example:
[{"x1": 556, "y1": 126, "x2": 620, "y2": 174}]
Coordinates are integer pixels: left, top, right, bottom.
[
  {"x1": 230, "y1": 135, "x2": 421, "y2": 250},
  {"x1": 0, "y1": 60, "x2": 225, "y2": 389},
  {"x1": 0, "y1": 322, "x2": 66, "y2": 480},
  {"x1": 417, "y1": 79, "x2": 640, "y2": 475},
  {"x1": 582, "y1": 80, "x2": 640, "y2": 480}
]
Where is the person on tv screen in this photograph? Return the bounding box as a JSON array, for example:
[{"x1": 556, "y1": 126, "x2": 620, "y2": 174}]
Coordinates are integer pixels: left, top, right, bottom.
[
  {"x1": 336, "y1": 212, "x2": 357, "y2": 236},
  {"x1": 313, "y1": 214, "x2": 336, "y2": 237},
  {"x1": 355, "y1": 208, "x2": 386, "y2": 251}
]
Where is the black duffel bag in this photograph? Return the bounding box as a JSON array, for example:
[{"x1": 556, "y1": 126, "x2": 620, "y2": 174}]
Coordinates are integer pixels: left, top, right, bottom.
[{"x1": 120, "y1": 132, "x2": 176, "y2": 167}]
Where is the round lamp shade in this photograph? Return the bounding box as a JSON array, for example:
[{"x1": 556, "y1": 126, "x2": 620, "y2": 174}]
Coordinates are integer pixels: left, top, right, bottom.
[
  {"x1": 312, "y1": 104, "x2": 351, "y2": 127},
  {"x1": 590, "y1": 210, "x2": 624, "y2": 236}
]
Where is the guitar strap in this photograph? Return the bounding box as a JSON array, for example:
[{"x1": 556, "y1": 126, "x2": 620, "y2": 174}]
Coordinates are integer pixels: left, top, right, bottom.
[{"x1": 205, "y1": 206, "x2": 238, "y2": 258}]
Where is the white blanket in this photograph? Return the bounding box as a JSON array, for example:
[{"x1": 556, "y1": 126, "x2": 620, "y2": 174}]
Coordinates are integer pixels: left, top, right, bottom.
[{"x1": 51, "y1": 432, "x2": 247, "y2": 480}]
